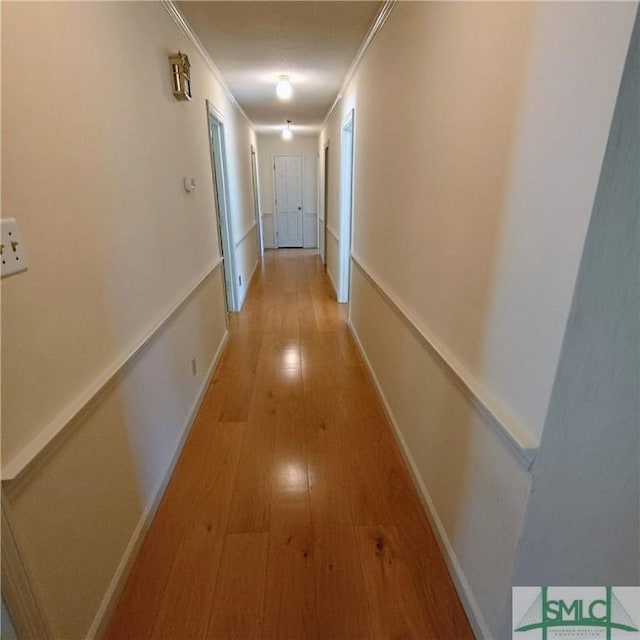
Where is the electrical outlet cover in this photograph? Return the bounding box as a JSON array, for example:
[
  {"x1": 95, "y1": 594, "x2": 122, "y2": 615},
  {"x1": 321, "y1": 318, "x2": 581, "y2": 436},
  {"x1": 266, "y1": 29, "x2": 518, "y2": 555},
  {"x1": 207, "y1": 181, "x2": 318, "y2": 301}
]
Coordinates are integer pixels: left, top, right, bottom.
[{"x1": 1, "y1": 218, "x2": 29, "y2": 278}]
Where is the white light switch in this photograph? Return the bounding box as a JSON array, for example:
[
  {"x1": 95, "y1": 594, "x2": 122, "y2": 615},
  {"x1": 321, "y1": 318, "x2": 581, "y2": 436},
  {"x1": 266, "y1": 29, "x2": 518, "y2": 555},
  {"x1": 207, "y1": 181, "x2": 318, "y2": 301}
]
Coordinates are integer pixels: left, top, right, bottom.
[{"x1": 1, "y1": 218, "x2": 29, "y2": 278}]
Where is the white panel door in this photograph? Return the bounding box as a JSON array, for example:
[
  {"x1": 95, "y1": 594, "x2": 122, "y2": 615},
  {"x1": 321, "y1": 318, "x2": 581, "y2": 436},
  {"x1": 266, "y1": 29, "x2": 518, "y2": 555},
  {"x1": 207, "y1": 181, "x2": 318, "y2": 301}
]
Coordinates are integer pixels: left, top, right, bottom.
[{"x1": 274, "y1": 155, "x2": 303, "y2": 247}]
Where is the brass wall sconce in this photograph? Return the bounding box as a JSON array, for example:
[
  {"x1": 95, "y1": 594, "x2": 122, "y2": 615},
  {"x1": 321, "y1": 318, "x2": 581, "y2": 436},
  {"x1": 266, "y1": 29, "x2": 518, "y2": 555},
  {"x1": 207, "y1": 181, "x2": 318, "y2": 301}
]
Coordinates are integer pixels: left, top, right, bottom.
[{"x1": 169, "y1": 52, "x2": 192, "y2": 101}]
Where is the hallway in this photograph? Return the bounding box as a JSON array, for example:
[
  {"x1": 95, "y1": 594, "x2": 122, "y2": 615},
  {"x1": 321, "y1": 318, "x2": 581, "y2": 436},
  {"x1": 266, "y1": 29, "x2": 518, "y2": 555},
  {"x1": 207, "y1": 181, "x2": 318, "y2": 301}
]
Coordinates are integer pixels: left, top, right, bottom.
[{"x1": 105, "y1": 250, "x2": 473, "y2": 640}]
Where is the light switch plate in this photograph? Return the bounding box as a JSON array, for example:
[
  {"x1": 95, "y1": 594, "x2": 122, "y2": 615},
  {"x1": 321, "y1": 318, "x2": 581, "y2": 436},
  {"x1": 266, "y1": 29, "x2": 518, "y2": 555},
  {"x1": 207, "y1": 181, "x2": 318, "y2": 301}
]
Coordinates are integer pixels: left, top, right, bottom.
[{"x1": 1, "y1": 218, "x2": 29, "y2": 278}]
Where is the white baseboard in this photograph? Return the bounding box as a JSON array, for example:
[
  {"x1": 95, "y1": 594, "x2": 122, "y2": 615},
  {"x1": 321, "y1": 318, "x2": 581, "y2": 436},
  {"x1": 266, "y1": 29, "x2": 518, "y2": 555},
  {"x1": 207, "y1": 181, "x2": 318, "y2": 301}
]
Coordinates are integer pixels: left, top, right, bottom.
[
  {"x1": 347, "y1": 318, "x2": 491, "y2": 640},
  {"x1": 86, "y1": 329, "x2": 229, "y2": 639},
  {"x1": 326, "y1": 265, "x2": 338, "y2": 299},
  {"x1": 238, "y1": 258, "x2": 260, "y2": 311}
]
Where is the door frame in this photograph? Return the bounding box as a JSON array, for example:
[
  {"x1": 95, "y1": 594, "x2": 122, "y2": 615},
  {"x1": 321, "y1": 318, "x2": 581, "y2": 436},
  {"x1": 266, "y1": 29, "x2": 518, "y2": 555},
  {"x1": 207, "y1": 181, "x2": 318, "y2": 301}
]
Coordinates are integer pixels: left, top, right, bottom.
[
  {"x1": 322, "y1": 142, "x2": 330, "y2": 267},
  {"x1": 338, "y1": 110, "x2": 355, "y2": 303},
  {"x1": 206, "y1": 101, "x2": 237, "y2": 312},
  {"x1": 272, "y1": 154, "x2": 304, "y2": 249},
  {"x1": 2, "y1": 500, "x2": 52, "y2": 640},
  {"x1": 250, "y1": 145, "x2": 264, "y2": 258}
]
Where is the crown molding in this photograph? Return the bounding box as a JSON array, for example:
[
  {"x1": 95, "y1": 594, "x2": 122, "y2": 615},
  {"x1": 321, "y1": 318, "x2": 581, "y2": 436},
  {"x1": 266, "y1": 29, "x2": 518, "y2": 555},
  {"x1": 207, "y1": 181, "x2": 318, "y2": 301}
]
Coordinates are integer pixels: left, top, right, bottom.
[
  {"x1": 161, "y1": 1, "x2": 253, "y2": 128},
  {"x1": 163, "y1": 0, "x2": 395, "y2": 135},
  {"x1": 322, "y1": 0, "x2": 397, "y2": 130}
]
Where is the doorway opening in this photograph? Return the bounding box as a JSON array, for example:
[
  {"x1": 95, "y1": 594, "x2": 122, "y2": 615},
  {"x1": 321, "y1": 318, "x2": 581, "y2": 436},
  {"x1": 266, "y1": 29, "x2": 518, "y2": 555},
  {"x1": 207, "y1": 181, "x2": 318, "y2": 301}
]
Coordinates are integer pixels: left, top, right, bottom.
[
  {"x1": 338, "y1": 110, "x2": 354, "y2": 303},
  {"x1": 206, "y1": 101, "x2": 237, "y2": 312},
  {"x1": 274, "y1": 155, "x2": 303, "y2": 248}
]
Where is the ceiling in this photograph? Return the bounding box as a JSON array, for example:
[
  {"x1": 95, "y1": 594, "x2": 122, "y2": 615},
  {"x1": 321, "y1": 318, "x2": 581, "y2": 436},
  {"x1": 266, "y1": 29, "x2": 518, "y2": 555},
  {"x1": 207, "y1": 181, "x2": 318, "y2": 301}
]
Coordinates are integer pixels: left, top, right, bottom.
[{"x1": 176, "y1": 1, "x2": 383, "y2": 134}]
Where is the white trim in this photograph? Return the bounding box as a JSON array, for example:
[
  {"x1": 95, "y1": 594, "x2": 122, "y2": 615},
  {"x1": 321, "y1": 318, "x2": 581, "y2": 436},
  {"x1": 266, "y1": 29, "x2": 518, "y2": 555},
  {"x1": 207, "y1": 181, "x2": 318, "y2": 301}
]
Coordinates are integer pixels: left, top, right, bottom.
[
  {"x1": 318, "y1": 218, "x2": 325, "y2": 260},
  {"x1": 322, "y1": 0, "x2": 396, "y2": 129},
  {"x1": 207, "y1": 103, "x2": 238, "y2": 312},
  {"x1": 261, "y1": 213, "x2": 276, "y2": 249},
  {"x1": 234, "y1": 221, "x2": 257, "y2": 248},
  {"x1": 302, "y1": 154, "x2": 307, "y2": 222},
  {"x1": 237, "y1": 258, "x2": 260, "y2": 311},
  {"x1": 1, "y1": 502, "x2": 52, "y2": 639},
  {"x1": 250, "y1": 145, "x2": 264, "y2": 258},
  {"x1": 326, "y1": 226, "x2": 339, "y2": 242},
  {"x1": 207, "y1": 101, "x2": 226, "y2": 126},
  {"x1": 321, "y1": 142, "x2": 330, "y2": 266},
  {"x1": 303, "y1": 212, "x2": 319, "y2": 250},
  {"x1": 248, "y1": 256, "x2": 260, "y2": 287},
  {"x1": 1, "y1": 260, "x2": 224, "y2": 481},
  {"x1": 85, "y1": 329, "x2": 229, "y2": 640},
  {"x1": 350, "y1": 254, "x2": 538, "y2": 468},
  {"x1": 317, "y1": 147, "x2": 322, "y2": 260},
  {"x1": 338, "y1": 110, "x2": 355, "y2": 303},
  {"x1": 347, "y1": 319, "x2": 492, "y2": 640},
  {"x1": 161, "y1": 1, "x2": 253, "y2": 128},
  {"x1": 326, "y1": 263, "x2": 338, "y2": 299}
]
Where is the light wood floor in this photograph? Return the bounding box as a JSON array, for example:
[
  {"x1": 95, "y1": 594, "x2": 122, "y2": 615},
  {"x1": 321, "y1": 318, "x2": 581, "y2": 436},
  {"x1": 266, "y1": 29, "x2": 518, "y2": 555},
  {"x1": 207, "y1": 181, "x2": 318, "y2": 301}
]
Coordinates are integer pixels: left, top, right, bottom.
[{"x1": 105, "y1": 250, "x2": 473, "y2": 640}]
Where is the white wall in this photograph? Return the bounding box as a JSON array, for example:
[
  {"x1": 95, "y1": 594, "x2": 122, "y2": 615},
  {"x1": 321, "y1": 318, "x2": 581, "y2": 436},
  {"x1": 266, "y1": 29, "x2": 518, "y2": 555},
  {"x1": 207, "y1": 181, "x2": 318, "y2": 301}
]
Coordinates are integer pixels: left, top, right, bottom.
[
  {"x1": 1, "y1": 2, "x2": 256, "y2": 637},
  {"x1": 256, "y1": 133, "x2": 318, "y2": 249},
  {"x1": 320, "y1": 2, "x2": 637, "y2": 637}
]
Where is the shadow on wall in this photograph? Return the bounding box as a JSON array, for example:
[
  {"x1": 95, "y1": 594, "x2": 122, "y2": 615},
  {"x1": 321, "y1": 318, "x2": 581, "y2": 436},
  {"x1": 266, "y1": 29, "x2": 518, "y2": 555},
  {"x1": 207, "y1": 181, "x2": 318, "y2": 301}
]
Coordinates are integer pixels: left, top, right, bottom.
[{"x1": 501, "y1": 9, "x2": 640, "y2": 634}]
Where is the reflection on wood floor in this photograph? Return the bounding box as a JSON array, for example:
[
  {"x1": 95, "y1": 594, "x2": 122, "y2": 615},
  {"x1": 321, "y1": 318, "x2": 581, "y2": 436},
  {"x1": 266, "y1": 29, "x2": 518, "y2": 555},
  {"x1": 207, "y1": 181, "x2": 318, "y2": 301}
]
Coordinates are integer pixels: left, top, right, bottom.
[{"x1": 105, "y1": 249, "x2": 473, "y2": 640}]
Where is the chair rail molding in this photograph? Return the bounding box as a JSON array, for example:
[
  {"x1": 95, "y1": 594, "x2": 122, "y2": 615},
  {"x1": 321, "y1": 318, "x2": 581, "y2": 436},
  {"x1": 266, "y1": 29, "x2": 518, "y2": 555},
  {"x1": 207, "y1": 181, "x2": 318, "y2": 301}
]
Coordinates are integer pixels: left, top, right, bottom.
[
  {"x1": 2, "y1": 260, "x2": 224, "y2": 482},
  {"x1": 350, "y1": 253, "x2": 538, "y2": 469}
]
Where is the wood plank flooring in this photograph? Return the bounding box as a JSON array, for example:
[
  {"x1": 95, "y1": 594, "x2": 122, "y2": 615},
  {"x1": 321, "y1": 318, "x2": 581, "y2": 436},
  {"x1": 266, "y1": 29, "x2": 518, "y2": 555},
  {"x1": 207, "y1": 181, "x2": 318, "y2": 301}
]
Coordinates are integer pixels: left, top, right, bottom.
[{"x1": 105, "y1": 250, "x2": 473, "y2": 640}]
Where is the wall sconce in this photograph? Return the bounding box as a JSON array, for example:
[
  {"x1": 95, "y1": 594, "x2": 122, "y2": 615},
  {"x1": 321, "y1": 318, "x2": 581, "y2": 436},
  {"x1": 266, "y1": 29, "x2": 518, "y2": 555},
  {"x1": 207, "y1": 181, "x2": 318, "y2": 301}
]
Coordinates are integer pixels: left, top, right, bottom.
[{"x1": 169, "y1": 52, "x2": 192, "y2": 101}]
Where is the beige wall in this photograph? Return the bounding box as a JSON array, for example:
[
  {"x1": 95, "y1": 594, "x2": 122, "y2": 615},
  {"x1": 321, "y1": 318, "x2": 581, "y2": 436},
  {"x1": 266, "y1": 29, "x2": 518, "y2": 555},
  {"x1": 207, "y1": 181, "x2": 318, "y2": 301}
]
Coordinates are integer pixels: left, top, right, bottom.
[
  {"x1": 322, "y1": 1, "x2": 635, "y2": 442},
  {"x1": 256, "y1": 133, "x2": 318, "y2": 249},
  {"x1": 1, "y1": 2, "x2": 256, "y2": 636},
  {"x1": 321, "y1": 1, "x2": 636, "y2": 636},
  {"x1": 504, "y1": 11, "x2": 640, "y2": 633},
  {"x1": 2, "y1": 1, "x2": 258, "y2": 464}
]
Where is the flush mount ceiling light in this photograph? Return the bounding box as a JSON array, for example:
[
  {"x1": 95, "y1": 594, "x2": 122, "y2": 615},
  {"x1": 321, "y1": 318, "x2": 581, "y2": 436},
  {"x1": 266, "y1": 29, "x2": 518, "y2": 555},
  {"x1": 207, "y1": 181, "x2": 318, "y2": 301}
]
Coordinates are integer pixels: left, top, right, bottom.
[
  {"x1": 276, "y1": 75, "x2": 293, "y2": 100},
  {"x1": 282, "y1": 120, "x2": 293, "y2": 140}
]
